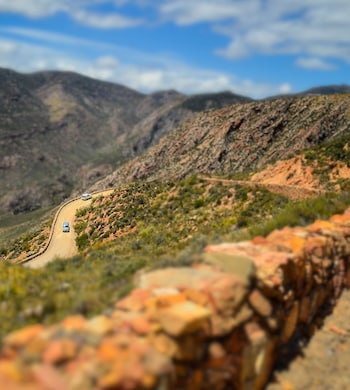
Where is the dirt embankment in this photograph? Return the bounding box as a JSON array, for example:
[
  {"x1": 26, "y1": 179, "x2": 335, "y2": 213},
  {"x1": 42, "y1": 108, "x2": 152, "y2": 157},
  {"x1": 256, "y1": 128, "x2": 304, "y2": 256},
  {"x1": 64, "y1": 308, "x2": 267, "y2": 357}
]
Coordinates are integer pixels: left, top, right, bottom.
[{"x1": 251, "y1": 155, "x2": 350, "y2": 191}]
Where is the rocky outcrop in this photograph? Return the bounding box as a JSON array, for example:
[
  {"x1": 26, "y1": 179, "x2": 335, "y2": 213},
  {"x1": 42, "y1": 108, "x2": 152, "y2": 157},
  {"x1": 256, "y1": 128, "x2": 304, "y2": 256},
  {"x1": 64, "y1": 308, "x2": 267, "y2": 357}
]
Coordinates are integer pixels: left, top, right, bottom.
[
  {"x1": 2, "y1": 209, "x2": 350, "y2": 389},
  {"x1": 93, "y1": 94, "x2": 350, "y2": 190}
]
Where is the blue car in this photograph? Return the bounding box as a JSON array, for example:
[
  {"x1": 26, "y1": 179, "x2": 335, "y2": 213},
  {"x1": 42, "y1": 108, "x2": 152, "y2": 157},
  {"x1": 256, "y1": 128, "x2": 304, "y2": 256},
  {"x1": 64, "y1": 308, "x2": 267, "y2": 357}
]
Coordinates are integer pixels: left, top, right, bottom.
[{"x1": 62, "y1": 222, "x2": 70, "y2": 232}]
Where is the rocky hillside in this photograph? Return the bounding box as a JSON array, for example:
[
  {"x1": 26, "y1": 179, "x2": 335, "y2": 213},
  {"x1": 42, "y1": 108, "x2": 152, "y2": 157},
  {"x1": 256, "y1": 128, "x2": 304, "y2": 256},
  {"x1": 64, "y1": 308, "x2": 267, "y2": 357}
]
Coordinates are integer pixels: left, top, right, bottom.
[
  {"x1": 0, "y1": 68, "x2": 250, "y2": 214},
  {"x1": 92, "y1": 94, "x2": 350, "y2": 190}
]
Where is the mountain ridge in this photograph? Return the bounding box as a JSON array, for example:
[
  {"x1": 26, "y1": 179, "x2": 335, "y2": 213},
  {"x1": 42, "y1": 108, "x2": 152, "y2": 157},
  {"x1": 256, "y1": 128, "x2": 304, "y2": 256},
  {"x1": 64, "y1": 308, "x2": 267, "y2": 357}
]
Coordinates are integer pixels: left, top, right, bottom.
[
  {"x1": 1, "y1": 67, "x2": 349, "y2": 214},
  {"x1": 91, "y1": 94, "x2": 350, "y2": 191},
  {"x1": 0, "y1": 67, "x2": 250, "y2": 214}
]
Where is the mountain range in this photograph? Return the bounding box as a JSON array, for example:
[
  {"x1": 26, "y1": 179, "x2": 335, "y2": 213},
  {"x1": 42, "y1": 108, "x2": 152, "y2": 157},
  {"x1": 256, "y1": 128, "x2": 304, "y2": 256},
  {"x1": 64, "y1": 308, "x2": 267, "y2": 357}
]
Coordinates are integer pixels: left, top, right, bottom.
[
  {"x1": 0, "y1": 67, "x2": 349, "y2": 215},
  {"x1": 0, "y1": 68, "x2": 251, "y2": 214}
]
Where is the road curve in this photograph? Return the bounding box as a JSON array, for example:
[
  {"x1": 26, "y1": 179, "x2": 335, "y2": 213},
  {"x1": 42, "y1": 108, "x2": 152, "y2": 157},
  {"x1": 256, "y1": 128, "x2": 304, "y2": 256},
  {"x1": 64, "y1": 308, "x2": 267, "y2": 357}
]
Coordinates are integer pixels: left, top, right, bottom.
[
  {"x1": 24, "y1": 177, "x2": 322, "y2": 270},
  {"x1": 24, "y1": 190, "x2": 114, "y2": 269}
]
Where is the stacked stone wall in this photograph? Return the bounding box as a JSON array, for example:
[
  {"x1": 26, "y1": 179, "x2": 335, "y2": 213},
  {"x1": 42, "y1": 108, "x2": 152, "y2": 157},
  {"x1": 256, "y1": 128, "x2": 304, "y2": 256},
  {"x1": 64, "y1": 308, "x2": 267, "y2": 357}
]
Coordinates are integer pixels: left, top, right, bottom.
[{"x1": 2, "y1": 209, "x2": 350, "y2": 389}]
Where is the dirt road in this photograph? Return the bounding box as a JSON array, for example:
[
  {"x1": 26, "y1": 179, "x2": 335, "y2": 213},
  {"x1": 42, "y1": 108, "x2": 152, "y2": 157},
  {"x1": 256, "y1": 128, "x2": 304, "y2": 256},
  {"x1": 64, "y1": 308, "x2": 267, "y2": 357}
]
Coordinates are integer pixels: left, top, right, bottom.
[
  {"x1": 24, "y1": 191, "x2": 114, "y2": 269},
  {"x1": 201, "y1": 177, "x2": 326, "y2": 201}
]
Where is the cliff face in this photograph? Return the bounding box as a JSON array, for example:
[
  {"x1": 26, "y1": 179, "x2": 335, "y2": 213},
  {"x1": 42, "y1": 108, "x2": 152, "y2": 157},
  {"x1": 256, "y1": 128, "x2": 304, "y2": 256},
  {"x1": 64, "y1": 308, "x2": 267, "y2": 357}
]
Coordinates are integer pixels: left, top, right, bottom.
[{"x1": 93, "y1": 94, "x2": 350, "y2": 189}]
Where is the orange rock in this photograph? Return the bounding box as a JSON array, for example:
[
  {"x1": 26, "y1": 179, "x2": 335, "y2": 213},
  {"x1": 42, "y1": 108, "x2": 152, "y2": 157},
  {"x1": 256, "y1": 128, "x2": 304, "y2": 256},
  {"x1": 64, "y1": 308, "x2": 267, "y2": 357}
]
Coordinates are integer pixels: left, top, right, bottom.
[
  {"x1": 115, "y1": 289, "x2": 151, "y2": 312},
  {"x1": 288, "y1": 235, "x2": 306, "y2": 258},
  {"x1": 32, "y1": 363, "x2": 69, "y2": 390},
  {"x1": 331, "y1": 213, "x2": 350, "y2": 225},
  {"x1": 22, "y1": 337, "x2": 48, "y2": 363},
  {"x1": 97, "y1": 339, "x2": 119, "y2": 362},
  {"x1": 152, "y1": 287, "x2": 180, "y2": 296},
  {"x1": 304, "y1": 235, "x2": 327, "y2": 258},
  {"x1": 0, "y1": 374, "x2": 39, "y2": 390},
  {"x1": 43, "y1": 338, "x2": 78, "y2": 365},
  {"x1": 64, "y1": 345, "x2": 97, "y2": 375},
  {"x1": 60, "y1": 315, "x2": 86, "y2": 331},
  {"x1": 99, "y1": 373, "x2": 125, "y2": 390},
  {"x1": 151, "y1": 332, "x2": 178, "y2": 357},
  {"x1": 185, "y1": 288, "x2": 208, "y2": 306},
  {"x1": 248, "y1": 289, "x2": 272, "y2": 317},
  {"x1": 4, "y1": 324, "x2": 44, "y2": 348},
  {"x1": 129, "y1": 315, "x2": 152, "y2": 335},
  {"x1": 0, "y1": 361, "x2": 23, "y2": 382},
  {"x1": 252, "y1": 236, "x2": 268, "y2": 245},
  {"x1": 98, "y1": 352, "x2": 144, "y2": 389},
  {"x1": 307, "y1": 219, "x2": 335, "y2": 232},
  {"x1": 142, "y1": 373, "x2": 156, "y2": 389},
  {"x1": 136, "y1": 266, "x2": 220, "y2": 292},
  {"x1": 156, "y1": 300, "x2": 211, "y2": 336},
  {"x1": 85, "y1": 315, "x2": 113, "y2": 336},
  {"x1": 153, "y1": 292, "x2": 187, "y2": 308}
]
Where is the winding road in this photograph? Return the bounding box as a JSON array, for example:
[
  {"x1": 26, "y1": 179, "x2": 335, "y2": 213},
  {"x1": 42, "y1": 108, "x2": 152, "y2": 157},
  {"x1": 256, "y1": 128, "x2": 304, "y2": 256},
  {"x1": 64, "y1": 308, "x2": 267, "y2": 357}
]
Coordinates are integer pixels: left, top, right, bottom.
[
  {"x1": 23, "y1": 177, "x2": 323, "y2": 270},
  {"x1": 24, "y1": 190, "x2": 114, "y2": 269}
]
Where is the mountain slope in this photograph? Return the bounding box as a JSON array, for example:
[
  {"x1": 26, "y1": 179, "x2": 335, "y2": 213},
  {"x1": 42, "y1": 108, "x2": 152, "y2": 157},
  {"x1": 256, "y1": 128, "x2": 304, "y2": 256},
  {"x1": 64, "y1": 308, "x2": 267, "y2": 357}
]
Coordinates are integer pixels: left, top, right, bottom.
[
  {"x1": 0, "y1": 68, "x2": 250, "y2": 214},
  {"x1": 92, "y1": 94, "x2": 350, "y2": 189}
]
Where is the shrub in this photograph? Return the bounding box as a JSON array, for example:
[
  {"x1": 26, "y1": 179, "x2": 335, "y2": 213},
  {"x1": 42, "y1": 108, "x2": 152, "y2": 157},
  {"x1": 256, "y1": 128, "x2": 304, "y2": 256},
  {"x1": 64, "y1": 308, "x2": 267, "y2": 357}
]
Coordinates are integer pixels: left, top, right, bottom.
[{"x1": 76, "y1": 233, "x2": 89, "y2": 251}]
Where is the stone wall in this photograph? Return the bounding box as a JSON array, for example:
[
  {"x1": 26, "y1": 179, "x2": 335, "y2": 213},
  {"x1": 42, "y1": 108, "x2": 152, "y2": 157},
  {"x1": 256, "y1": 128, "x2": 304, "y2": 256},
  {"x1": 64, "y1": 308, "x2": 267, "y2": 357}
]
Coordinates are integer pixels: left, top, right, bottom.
[{"x1": 1, "y1": 209, "x2": 350, "y2": 389}]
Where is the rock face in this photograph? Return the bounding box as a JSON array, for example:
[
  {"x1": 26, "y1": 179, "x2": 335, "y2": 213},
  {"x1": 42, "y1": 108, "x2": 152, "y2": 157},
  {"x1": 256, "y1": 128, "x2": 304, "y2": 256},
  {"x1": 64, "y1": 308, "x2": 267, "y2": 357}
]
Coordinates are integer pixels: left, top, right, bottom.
[
  {"x1": 2, "y1": 208, "x2": 350, "y2": 389},
  {"x1": 92, "y1": 94, "x2": 350, "y2": 190}
]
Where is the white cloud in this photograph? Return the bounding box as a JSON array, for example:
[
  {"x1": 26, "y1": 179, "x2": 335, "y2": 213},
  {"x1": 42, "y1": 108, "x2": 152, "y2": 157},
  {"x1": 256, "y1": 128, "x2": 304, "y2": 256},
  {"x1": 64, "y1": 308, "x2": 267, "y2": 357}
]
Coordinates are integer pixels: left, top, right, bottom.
[
  {"x1": 296, "y1": 57, "x2": 335, "y2": 70},
  {"x1": 0, "y1": 0, "x2": 144, "y2": 29},
  {"x1": 156, "y1": 0, "x2": 350, "y2": 64},
  {"x1": 95, "y1": 56, "x2": 119, "y2": 67},
  {"x1": 279, "y1": 83, "x2": 292, "y2": 94},
  {"x1": 3, "y1": 0, "x2": 350, "y2": 66},
  {"x1": 0, "y1": 27, "x2": 116, "y2": 48},
  {"x1": 158, "y1": 0, "x2": 252, "y2": 25},
  {"x1": 71, "y1": 9, "x2": 144, "y2": 29},
  {"x1": 0, "y1": 40, "x2": 17, "y2": 54},
  {"x1": 0, "y1": 0, "x2": 72, "y2": 18}
]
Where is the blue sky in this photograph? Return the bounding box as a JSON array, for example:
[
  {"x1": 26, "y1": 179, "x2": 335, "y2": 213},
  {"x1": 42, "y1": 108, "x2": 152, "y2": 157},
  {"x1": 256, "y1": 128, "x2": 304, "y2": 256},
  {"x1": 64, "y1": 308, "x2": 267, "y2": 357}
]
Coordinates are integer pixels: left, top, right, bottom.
[{"x1": 0, "y1": 0, "x2": 349, "y2": 98}]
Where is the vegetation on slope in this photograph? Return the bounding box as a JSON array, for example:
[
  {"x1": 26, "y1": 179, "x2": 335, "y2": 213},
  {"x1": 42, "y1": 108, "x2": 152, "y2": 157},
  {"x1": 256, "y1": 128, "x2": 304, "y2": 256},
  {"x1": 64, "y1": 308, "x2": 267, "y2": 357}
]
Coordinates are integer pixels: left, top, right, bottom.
[
  {"x1": 0, "y1": 207, "x2": 54, "y2": 261},
  {"x1": 1, "y1": 95, "x2": 350, "y2": 339},
  {"x1": 2, "y1": 172, "x2": 350, "y2": 339}
]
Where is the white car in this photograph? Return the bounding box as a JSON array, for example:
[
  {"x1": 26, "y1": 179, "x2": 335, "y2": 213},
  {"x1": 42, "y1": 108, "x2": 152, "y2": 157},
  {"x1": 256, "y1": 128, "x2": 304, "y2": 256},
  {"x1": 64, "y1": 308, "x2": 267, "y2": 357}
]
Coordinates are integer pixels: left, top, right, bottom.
[
  {"x1": 62, "y1": 222, "x2": 70, "y2": 232},
  {"x1": 81, "y1": 193, "x2": 92, "y2": 201}
]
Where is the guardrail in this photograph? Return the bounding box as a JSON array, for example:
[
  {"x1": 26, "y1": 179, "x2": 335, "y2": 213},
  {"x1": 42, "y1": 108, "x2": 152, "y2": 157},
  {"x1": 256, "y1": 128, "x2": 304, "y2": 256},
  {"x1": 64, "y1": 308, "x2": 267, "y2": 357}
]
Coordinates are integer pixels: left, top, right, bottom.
[{"x1": 16, "y1": 189, "x2": 115, "y2": 265}]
